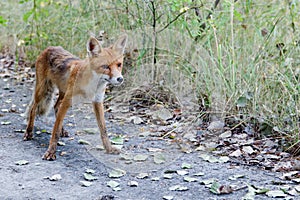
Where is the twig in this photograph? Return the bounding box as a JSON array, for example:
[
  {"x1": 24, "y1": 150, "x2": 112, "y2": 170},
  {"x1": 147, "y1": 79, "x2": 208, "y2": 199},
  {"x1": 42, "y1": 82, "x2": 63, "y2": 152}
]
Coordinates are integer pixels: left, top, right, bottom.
[
  {"x1": 157, "y1": 5, "x2": 204, "y2": 34},
  {"x1": 194, "y1": 0, "x2": 221, "y2": 41}
]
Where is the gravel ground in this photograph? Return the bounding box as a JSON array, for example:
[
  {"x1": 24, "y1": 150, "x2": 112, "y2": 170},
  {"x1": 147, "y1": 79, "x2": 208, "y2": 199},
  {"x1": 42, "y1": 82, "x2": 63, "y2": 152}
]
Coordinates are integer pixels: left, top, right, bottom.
[{"x1": 0, "y1": 79, "x2": 296, "y2": 200}]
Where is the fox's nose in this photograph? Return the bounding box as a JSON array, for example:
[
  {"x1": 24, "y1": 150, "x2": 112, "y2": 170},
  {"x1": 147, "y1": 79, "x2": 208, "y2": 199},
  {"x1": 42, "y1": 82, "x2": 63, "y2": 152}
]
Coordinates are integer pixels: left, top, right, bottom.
[{"x1": 117, "y1": 77, "x2": 123, "y2": 83}]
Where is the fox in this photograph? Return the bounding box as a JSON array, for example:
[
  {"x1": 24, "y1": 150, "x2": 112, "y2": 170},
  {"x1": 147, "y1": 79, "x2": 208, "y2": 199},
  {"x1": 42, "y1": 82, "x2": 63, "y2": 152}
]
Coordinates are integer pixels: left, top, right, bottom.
[{"x1": 24, "y1": 34, "x2": 128, "y2": 160}]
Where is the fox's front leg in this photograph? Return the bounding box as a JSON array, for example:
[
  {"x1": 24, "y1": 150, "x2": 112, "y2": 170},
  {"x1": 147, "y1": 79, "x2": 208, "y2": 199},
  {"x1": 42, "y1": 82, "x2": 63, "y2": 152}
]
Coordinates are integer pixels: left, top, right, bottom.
[
  {"x1": 92, "y1": 102, "x2": 120, "y2": 154},
  {"x1": 43, "y1": 98, "x2": 71, "y2": 160}
]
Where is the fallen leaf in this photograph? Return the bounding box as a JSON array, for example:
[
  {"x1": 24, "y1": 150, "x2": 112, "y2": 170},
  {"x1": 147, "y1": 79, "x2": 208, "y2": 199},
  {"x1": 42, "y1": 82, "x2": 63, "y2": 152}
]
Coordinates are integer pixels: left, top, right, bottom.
[
  {"x1": 242, "y1": 146, "x2": 255, "y2": 154},
  {"x1": 218, "y1": 156, "x2": 230, "y2": 163},
  {"x1": 83, "y1": 128, "x2": 98, "y2": 134},
  {"x1": 112, "y1": 187, "x2": 122, "y2": 191},
  {"x1": 151, "y1": 177, "x2": 160, "y2": 181},
  {"x1": 57, "y1": 141, "x2": 65, "y2": 146},
  {"x1": 183, "y1": 132, "x2": 197, "y2": 142},
  {"x1": 78, "y1": 139, "x2": 91, "y2": 145},
  {"x1": 1, "y1": 108, "x2": 9, "y2": 112},
  {"x1": 193, "y1": 172, "x2": 205, "y2": 176},
  {"x1": 129, "y1": 116, "x2": 144, "y2": 124},
  {"x1": 107, "y1": 180, "x2": 120, "y2": 188},
  {"x1": 151, "y1": 108, "x2": 173, "y2": 121},
  {"x1": 80, "y1": 181, "x2": 93, "y2": 187},
  {"x1": 229, "y1": 149, "x2": 242, "y2": 157},
  {"x1": 295, "y1": 185, "x2": 300, "y2": 192},
  {"x1": 237, "y1": 96, "x2": 247, "y2": 108},
  {"x1": 176, "y1": 170, "x2": 189, "y2": 176},
  {"x1": 181, "y1": 162, "x2": 192, "y2": 169},
  {"x1": 229, "y1": 174, "x2": 245, "y2": 181},
  {"x1": 15, "y1": 160, "x2": 29, "y2": 165},
  {"x1": 1, "y1": 121, "x2": 11, "y2": 125},
  {"x1": 207, "y1": 121, "x2": 224, "y2": 131},
  {"x1": 112, "y1": 144, "x2": 123, "y2": 150},
  {"x1": 128, "y1": 181, "x2": 138, "y2": 187},
  {"x1": 169, "y1": 185, "x2": 188, "y2": 191},
  {"x1": 147, "y1": 147, "x2": 162, "y2": 152},
  {"x1": 110, "y1": 136, "x2": 124, "y2": 145},
  {"x1": 203, "y1": 141, "x2": 219, "y2": 151},
  {"x1": 286, "y1": 188, "x2": 299, "y2": 196},
  {"x1": 266, "y1": 190, "x2": 287, "y2": 198},
  {"x1": 183, "y1": 176, "x2": 198, "y2": 182},
  {"x1": 136, "y1": 173, "x2": 149, "y2": 179},
  {"x1": 199, "y1": 153, "x2": 219, "y2": 163},
  {"x1": 133, "y1": 154, "x2": 148, "y2": 161},
  {"x1": 108, "y1": 168, "x2": 126, "y2": 178},
  {"x1": 85, "y1": 169, "x2": 95, "y2": 174},
  {"x1": 200, "y1": 178, "x2": 217, "y2": 186},
  {"x1": 84, "y1": 173, "x2": 98, "y2": 181},
  {"x1": 119, "y1": 153, "x2": 132, "y2": 160},
  {"x1": 210, "y1": 181, "x2": 233, "y2": 194},
  {"x1": 280, "y1": 171, "x2": 298, "y2": 180},
  {"x1": 153, "y1": 153, "x2": 166, "y2": 164},
  {"x1": 48, "y1": 174, "x2": 62, "y2": 181},
  {"x1": 292, "y1": 178, "x2": 300, "y2": 183},
  {"x1": 163, "y1": 174, "x2": 173, "y2": 179},
  {"x1": 219, "y1": 131, "x2": 232, "y2": 138},
  {"x1": 163, "y1": 196, "x2": 174, "y2": 200}
]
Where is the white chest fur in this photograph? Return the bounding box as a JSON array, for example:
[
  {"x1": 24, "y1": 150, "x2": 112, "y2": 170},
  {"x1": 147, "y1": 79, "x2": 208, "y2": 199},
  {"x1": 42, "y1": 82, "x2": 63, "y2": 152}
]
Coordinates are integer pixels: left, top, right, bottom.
[{"x1": 72, "y1": 71, "x2": 108, "y2": 104}]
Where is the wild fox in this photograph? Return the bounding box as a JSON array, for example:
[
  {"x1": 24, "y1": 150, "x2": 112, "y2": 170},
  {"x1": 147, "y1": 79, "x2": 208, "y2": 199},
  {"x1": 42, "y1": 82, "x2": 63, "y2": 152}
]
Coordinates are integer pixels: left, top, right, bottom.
[{"x1": 24, "y1": 34, "x2": 128, "y2": 160}]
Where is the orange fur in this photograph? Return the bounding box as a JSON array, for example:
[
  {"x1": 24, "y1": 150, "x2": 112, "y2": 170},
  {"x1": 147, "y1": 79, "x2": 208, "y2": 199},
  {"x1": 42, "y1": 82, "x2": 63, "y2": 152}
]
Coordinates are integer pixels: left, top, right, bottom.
[{"x1": 24, "y1": 34, "x2": 128, "y2": 160}]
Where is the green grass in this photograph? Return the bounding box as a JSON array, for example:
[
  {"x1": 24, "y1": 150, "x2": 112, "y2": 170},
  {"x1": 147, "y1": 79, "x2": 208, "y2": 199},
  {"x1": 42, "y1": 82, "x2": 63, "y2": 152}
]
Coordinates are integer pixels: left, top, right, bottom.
[{"x1": 0, "y1": 0, "x2": 299, "y2": 147}]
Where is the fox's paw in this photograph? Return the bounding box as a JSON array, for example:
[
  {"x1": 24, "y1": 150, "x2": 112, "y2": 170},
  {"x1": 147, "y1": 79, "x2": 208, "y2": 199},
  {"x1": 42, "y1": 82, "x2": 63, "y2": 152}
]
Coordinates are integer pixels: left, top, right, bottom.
[
  {"x1": 23, "y1": 131, "x2": 33, "y2": 140},
  {"x1": 60, "y1": 128, "x2": 69, "y2": 137},
  {"x1": 42, "y1": 150, "x2": 56, "y2": 161},
  {"x1": 106, "y1": 147, "x2": 121, "y2": 154}
]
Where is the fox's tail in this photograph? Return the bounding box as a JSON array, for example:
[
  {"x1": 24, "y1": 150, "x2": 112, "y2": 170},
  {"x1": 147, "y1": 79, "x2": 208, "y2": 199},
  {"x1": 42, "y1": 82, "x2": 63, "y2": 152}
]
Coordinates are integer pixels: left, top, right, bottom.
[
  {"x1": 36, "y1": 79, "x2": 55, "y2": 116},
  {"x1": 26, "y1": 78, "x2": 55, "y2": 120}
]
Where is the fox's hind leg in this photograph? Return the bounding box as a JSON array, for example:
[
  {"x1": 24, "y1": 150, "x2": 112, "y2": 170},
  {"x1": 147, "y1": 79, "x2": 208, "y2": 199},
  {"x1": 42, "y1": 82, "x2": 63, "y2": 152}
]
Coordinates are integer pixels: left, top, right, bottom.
[
  {"x1": 24, "y1": 79, "x2": 54, "y2": 140},
  {"x1": 54, "y1": 91, "x2": 69, "y2": 137},
  {"x1": 24, "y1": 100, "x2": 38, "y2": 140}
]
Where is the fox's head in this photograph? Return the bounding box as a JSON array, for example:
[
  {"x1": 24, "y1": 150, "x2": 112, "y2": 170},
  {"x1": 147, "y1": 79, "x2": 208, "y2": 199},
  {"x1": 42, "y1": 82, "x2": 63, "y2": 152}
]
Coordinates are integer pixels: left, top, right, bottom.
[{"x1": 86, "y1": 34, "x2": 128, "y2": 86}]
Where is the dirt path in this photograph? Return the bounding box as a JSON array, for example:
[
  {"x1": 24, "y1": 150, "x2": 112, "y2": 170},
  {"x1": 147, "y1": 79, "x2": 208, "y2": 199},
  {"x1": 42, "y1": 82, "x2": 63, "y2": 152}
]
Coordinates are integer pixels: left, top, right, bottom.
[{"x1": 0, "y1": 79, "x2": 297, "y2": 200}]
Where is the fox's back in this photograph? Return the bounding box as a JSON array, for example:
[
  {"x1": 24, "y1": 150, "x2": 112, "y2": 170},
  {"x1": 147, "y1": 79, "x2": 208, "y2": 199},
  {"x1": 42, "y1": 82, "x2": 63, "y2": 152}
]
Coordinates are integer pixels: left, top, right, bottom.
[
  {"x1": 35, "y1": 46, "x2": 81, "y2": 92},
  {"x1": 45, "y1": 46, "x2": 80, "y2": 75}
]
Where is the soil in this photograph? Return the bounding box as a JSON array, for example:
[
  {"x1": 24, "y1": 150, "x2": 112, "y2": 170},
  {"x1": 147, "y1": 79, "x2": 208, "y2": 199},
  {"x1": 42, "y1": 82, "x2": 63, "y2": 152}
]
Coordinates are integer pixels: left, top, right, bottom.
[{"x1": 0, "y1": 78, "x2": 297, "y2": 200}]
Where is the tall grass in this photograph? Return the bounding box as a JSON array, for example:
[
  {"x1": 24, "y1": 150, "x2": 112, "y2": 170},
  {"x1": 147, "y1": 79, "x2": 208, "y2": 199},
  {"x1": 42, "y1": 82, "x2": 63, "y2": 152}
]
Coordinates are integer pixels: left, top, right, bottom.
[{"x1": 0, "y1": 0, "x2": 299, "y2": 143}]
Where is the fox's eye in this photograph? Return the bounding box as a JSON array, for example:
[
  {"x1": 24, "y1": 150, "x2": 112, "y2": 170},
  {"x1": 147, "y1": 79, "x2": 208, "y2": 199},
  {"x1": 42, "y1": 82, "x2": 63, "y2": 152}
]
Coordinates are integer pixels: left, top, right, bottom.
[
  {"x1": 117, "y1": 63, "x2": 122, "y2": 68},
  {"x1": 101, "y1": 65, "x2": 109, "y2": 69}
]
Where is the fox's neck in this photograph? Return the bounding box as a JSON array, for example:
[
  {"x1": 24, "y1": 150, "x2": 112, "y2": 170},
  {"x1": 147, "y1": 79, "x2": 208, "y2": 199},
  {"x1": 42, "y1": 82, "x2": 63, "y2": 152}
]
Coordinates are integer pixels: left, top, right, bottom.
[{"x1": 79, "y1": 59, "x2": 93, "y2": 79}]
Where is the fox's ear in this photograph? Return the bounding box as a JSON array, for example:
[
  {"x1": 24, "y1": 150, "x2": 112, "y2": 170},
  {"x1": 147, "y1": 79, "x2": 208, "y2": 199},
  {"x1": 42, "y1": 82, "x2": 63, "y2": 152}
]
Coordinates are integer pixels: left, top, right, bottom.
[
  {"x1": 87, "y1": 37, "x2": 102, "y2": 57},
  {"x1": 112, "y1": 34, "x2": 128, "y2": 55}
]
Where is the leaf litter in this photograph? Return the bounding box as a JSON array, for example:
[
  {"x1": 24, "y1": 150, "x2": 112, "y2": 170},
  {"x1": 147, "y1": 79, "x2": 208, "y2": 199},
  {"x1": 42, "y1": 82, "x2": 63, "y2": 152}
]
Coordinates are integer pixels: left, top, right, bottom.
[{"x1": 2, "y1": 52, "x2": 299, "y2": 200}]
